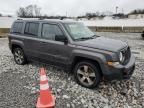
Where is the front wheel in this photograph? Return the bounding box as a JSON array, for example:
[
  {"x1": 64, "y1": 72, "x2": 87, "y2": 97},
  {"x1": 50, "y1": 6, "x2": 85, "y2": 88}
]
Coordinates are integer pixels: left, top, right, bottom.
[
  {"x1": 73, "y1": 61, "x2": 101, "y2": 88},
  {"x1": 13, "y1": 47, "x2": 27, "y2": 65}
]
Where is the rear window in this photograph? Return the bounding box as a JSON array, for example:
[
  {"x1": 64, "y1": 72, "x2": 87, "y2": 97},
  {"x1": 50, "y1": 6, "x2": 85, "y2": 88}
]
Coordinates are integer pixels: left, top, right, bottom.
[
  {"x1": 24, "y1": 22, "x2": 39, "y2": 36},
  {"x1": 11, "y1": 22, "x2": 23, "y2": 34}
]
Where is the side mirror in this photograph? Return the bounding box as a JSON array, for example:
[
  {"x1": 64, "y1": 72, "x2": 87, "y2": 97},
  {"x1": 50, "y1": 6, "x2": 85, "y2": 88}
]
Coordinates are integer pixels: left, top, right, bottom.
[
  {"x1": 55, "y1": 35, "x2": 68, "y2": 44},
  {"x1": 63, "y1": 37, "x2": 68, "y2": 44}
]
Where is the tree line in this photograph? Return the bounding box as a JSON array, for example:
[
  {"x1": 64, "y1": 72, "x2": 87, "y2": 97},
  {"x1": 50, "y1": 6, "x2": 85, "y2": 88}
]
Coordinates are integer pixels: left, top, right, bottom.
[
  {"x1": 129, "y1": 9, "x2": 144, "y2": 15},
  {"x1": 16, "y1": 5, "x2": 69, "y2": 19},
  {"x1": 17, "y1": 5, "x2": 41, "y2": 17},
  {"x1": 1, "y1": 4, "x2": 144, "y2": 18}
]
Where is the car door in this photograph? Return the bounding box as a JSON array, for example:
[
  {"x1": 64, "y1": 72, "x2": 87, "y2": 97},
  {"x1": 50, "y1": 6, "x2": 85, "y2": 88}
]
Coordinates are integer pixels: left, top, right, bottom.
[
  {"x1": 23, "y1": 22, "x2": 41, "y2": 60},
  {"x1": 39, "y1": 23, "x2": 72, "y2": 66}
]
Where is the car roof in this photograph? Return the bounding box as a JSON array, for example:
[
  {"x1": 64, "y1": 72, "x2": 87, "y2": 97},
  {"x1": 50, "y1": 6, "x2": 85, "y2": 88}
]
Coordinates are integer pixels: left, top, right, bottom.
[{"x1": 15, "y1": 19, "x2": 79, "y2": 24}]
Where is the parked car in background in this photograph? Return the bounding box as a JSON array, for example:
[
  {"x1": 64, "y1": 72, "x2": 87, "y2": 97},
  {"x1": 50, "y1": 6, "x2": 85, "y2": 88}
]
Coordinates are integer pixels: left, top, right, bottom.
[{"x1": 8, "y1": 19, "x2": 135, "y2": 88}]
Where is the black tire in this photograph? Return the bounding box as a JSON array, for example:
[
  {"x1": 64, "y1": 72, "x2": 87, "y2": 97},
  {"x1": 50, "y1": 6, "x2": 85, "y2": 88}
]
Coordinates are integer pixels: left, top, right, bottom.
[
  {"x1": 73, "y1": 60, "x2": 101, "y2": 88},
  {"x1": 13, "y1": 47, "x2": 27, "y2": 65}
]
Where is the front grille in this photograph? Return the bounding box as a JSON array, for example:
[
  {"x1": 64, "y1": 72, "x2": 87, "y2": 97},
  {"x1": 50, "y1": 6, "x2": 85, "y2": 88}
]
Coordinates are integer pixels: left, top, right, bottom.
[{"x1": 121, "y1": 46, "x2": 131, "y2": 65}]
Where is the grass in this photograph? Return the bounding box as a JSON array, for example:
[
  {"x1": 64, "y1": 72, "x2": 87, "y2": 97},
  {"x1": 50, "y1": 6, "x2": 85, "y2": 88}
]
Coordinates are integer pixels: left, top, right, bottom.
[{"x1": 0, "y1": 28, "x2": 9, "y2": 38}]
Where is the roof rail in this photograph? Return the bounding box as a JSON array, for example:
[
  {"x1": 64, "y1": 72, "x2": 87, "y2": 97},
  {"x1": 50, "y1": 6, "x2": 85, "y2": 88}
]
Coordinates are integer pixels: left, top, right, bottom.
[{"x1": 38, "y1": 17, "x2": 65, "y2": 20}]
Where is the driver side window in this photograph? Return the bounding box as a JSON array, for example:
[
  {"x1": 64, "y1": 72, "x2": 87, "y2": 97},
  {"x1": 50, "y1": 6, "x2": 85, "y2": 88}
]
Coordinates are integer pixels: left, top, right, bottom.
[{"x1": 42, "y1": 23, "x2": 65, "y2": 42}]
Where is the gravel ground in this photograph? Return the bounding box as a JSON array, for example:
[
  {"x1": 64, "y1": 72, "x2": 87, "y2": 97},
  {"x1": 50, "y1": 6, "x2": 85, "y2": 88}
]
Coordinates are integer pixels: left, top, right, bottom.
[{"x1": 0, "y1": 33, "x2": 144, "y2": 108}]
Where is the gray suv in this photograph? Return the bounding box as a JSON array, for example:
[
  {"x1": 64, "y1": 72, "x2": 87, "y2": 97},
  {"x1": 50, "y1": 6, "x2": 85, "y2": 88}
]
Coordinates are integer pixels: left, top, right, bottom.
[{"x1": 8, "y1": 19, "x2": 135, "y2": 88}]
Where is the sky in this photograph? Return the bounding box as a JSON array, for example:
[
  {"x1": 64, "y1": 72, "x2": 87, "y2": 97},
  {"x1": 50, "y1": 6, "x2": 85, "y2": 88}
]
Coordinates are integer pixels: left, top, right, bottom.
[{"x1": 0, "y1": 0, "x2": 144, "y2": 16}]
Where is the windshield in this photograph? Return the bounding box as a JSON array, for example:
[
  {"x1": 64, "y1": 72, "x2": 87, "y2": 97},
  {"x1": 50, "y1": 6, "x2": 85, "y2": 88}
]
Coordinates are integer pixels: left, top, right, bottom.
[{"x1": 64, "y1": 23, "x2": 95, "y2": 40}]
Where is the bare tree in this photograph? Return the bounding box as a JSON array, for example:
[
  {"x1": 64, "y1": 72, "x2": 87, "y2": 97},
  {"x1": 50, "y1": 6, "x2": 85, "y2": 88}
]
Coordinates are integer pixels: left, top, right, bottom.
[
  {"x1": 17, "y1": 7, "x2": 27, "y2": 17},
  {"x1": 17, "y1": 5, "x2": 41, "y2": 17}
]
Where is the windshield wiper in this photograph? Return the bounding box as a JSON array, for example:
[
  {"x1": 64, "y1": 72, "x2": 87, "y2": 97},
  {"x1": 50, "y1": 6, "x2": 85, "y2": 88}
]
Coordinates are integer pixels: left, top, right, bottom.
[
  {"x1": 76, "y1": 35, "x2": 98, "y2": 41},
  {"x1": 75, "y1": 37, "x2": 92, "y2": 41},
  {"x1": 91, "y1": 34, "x2": 100, "y2": 38}
]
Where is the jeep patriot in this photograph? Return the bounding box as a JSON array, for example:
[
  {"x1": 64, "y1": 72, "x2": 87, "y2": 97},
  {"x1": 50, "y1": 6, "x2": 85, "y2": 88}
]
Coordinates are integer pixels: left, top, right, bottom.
[{"x1": 8, "y1": 19, "x2": 135, "y2": 88}]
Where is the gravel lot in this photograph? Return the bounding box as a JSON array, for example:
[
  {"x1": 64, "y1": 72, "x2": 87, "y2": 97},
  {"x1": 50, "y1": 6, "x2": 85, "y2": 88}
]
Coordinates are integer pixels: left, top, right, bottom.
[{"x1": 0, "y1": 32, "x2": 144, "y2": 108}]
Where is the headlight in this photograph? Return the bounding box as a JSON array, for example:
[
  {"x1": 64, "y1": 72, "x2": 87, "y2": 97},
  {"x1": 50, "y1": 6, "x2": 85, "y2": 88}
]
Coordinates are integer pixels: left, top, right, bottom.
[
  {"x1": 107, "y1": 61, "x2": 120, "y2": 66},
  {"x1": 119, "y1": 52, "x2": 124, "y2": 63}
]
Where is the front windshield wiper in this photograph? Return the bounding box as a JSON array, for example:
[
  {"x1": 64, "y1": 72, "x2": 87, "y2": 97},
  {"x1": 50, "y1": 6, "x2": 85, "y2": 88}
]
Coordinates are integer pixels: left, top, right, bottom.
[
  {"x1": 75, "y1": 35, "x2": 99, "y2": 41},
  {"x1": 75, "y1": 37, "x2": 92, "y2": 41},
  {"x1": 91, "y1": 34, "x2": 100, "y2": 38}
]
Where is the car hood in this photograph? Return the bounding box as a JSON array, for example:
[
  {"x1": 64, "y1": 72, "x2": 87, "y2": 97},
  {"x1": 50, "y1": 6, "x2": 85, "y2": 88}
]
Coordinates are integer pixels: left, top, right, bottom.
[{"x1": 74, "y1": 37, "x2": 127, "y2": 52}]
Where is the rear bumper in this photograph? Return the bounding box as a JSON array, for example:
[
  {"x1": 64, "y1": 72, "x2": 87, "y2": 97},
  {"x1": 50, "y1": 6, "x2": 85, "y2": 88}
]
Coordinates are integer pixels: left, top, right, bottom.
[{"x1": 102, "y1": 55, "x2": 135, "y2": 80}]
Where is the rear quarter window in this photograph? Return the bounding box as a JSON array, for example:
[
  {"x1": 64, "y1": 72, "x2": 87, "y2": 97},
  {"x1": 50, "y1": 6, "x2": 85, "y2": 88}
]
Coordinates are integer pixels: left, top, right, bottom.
[{"x1": 11, "y1": 22, "x2": 23, "y2": 34}]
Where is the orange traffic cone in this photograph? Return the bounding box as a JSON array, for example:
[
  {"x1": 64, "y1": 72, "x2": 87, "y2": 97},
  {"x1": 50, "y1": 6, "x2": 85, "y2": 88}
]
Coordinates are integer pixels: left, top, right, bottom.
[{"x1": 36, "y1": 68, "x2": 55, "y2": 108}]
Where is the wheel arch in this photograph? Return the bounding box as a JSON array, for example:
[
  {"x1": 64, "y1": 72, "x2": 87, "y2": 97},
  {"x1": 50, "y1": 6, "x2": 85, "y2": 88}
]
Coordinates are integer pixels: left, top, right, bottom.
[
  {"x1": 71, "y1": 56, "x2": 103, "y2": 76},
  {"x1": 11, "y1": 44, "x2": 23, "y2": 53}
]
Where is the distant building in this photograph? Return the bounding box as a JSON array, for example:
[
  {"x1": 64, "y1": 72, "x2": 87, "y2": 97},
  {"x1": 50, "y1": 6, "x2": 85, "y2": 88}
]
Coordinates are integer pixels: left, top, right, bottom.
[
  {"x1": 112, "y1": 13, "x2": 127, "y2": 19},
  {"x1": 128, "y1": 14, "x2": 144, "y2": 19},
  {"x1": 0, "y1": 17, "x2": 17, "y2": 28}
]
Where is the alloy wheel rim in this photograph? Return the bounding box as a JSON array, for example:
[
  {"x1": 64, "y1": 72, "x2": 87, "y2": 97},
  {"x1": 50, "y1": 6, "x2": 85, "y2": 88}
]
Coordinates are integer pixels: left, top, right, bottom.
[
  {"x1": 77, "y1": 65, "x2": 96, "y2": 86},
  {"x1": 14, "y1": 50, "x2": 24, "y2": 64}
]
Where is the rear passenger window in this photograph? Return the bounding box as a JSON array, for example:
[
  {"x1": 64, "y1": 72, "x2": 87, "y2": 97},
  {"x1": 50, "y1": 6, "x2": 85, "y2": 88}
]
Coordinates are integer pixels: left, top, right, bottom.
[
  {"x1": 11, "y1": 22, "x2": 23, "y2": 34},
  {"x1": 24, "y1": 22, "x2": 39, "y2": 36}
]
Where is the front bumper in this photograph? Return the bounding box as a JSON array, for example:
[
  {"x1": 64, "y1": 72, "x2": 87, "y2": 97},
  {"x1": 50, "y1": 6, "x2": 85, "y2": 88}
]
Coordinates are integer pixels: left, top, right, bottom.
[{"x1": 102, "y1": 55, "x2": 135, "y2": 80}]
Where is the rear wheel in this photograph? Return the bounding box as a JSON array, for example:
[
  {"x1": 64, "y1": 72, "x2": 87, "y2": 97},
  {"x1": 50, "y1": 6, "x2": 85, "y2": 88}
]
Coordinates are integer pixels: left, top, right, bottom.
[
  {"x1": 13, "y1": 47, "x2": 27, "y2": 65},
  {"x1": 74, "y1": 60, "x2": 101, "y2": 88}
]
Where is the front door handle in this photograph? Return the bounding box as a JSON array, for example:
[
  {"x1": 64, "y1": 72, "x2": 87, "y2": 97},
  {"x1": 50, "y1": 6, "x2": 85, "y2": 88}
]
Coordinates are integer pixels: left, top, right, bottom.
[{"x1": 40, "y1": 41, "x2": 46, "y2": 44}]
